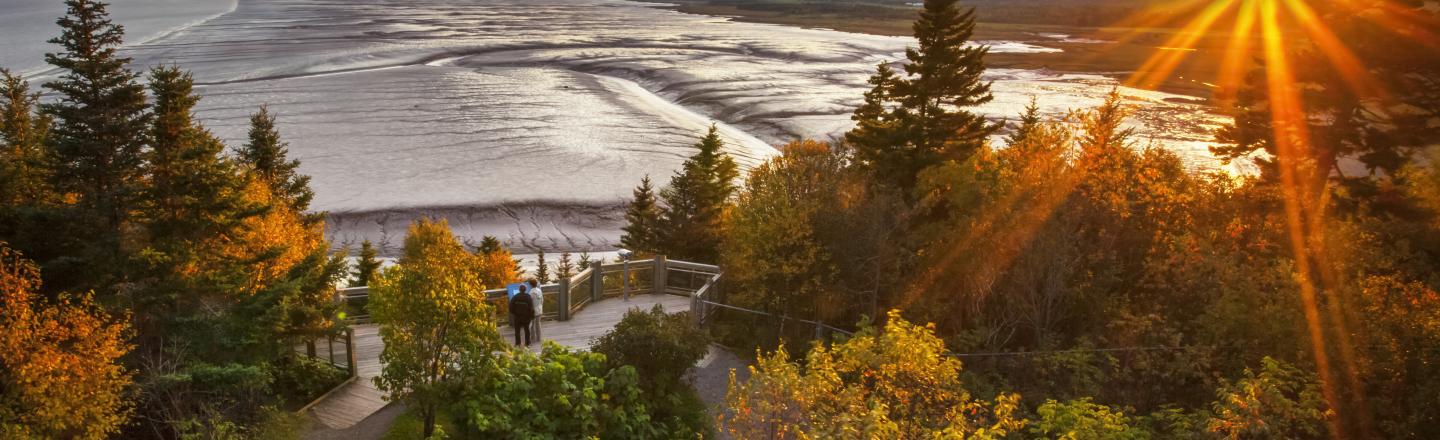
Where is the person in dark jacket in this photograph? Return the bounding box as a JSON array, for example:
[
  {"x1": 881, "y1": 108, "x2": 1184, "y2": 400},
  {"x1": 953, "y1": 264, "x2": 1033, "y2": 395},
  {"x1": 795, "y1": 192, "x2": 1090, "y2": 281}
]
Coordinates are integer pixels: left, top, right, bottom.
[{"x1": 510, "y1": 284, "x2": 534, "y2": 346}]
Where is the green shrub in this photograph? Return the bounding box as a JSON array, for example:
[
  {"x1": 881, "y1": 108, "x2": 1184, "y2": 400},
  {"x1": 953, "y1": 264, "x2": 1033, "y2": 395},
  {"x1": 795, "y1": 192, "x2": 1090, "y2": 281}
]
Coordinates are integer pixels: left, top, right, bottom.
[
  {"x1": 591, "y1": 305, "x2": 712, "y2": 435},
  {"x1": 449, "y1": 343, "x2": 661, "y2": 439},
  {"x1": 1030, "y1": 398, "x2": 1149, "y2": 440},
  {"x1": 269, "y1": 355, "x2": 348, "y2": 407}
]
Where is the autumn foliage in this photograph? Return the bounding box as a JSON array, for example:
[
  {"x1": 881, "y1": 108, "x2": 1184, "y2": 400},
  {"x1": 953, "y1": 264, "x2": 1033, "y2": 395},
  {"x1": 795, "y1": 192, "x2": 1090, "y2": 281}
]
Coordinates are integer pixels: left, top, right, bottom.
[{"x1": 0, "y1": 245, "x2": 133, "y2": 439}]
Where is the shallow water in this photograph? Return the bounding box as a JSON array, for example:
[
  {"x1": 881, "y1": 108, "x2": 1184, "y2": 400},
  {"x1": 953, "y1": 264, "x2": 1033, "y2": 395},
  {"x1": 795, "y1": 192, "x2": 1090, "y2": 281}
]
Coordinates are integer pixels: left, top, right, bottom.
[{"x1": 4, "y1": 0, "x2": 1238, "y2": 253}]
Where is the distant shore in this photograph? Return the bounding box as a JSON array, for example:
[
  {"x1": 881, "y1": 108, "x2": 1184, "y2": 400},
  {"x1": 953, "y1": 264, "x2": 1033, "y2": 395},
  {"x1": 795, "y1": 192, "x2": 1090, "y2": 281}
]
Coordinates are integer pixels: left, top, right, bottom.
[{"x1": 639, "y1": 0, "x2": 1232, "y2": 99}]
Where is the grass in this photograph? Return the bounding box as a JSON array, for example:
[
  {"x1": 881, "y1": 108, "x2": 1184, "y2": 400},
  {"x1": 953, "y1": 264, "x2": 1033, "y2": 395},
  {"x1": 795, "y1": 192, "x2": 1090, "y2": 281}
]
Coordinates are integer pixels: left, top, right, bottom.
[
  {"x1": 381, "y1": 410, "x2": 461, "y2": 440},
  {"x1": 660, "y1": 1, "x2": 1261, "y2": 99}
]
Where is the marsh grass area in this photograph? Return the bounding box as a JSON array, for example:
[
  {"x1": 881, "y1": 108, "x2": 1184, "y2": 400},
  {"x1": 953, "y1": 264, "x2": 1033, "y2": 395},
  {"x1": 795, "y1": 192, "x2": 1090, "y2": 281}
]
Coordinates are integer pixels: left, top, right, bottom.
[{"x1": 663, "y1": 0, "x2": 1251, "y2": 99}]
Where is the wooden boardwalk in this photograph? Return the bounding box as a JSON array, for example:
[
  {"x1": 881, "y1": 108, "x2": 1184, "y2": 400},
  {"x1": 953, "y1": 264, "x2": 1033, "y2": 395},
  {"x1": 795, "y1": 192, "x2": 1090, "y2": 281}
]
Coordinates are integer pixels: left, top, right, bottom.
[{"x1": 305, "y1": 293, "x2": 694, "y2": 429}]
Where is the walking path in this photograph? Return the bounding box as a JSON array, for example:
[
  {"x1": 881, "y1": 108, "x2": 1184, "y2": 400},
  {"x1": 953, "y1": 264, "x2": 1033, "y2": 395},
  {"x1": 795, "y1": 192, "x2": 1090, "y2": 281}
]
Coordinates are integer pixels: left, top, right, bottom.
[{"x1": 304, "y1": 293, "x2": 694, "y2": 429}]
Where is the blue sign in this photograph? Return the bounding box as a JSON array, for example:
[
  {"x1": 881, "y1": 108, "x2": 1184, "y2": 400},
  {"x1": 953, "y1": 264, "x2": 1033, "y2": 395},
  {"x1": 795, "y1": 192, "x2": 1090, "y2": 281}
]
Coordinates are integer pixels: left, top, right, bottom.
[{"x1": 506, "y1": 283, "x2": 526, "y2": 299}]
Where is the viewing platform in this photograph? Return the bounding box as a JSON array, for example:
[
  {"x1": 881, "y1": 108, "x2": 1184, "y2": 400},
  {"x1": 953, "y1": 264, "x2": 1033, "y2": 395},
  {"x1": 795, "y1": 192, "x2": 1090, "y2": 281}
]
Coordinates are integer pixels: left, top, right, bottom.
[{"x1": 299, "y1": 257, "x2": 726, "y2": 429}]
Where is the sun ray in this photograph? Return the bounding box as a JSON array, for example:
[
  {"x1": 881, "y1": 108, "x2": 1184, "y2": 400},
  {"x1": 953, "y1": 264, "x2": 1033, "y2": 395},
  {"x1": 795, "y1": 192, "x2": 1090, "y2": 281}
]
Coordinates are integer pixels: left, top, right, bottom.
[
  {"x1": 1215, "y1": 0, "x2": 1260, "y2": 102},
  {"x1": 1280, "y1": 0, "x2": 1389, "y2": 99},
  {"x1": 1066, "y1": 0, "x2": 1215, "y2": 68},
  {"x1": 1256, "y1": 1, "x2": 1343, "y2": 437},
  {"x1": 1126, "y1": 0, "x2": 1240, "y2": 89}
]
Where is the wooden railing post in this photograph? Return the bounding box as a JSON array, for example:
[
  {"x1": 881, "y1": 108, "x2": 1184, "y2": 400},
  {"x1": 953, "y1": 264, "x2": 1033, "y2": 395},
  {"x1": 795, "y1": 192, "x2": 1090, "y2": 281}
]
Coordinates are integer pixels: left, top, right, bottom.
[
  {"x1": 557, "y1": 276, "x2": 571, "y2": 321},
  {"x1": 590, "y1": 261, "x2": 603, "y2": 303},
  {"x1": 691, "y1": 292, "x2": 702, "y2": 328},
  {"x1": 653, "y1": 255, "x2": 667, "y2": 295},
  {"x1": 345, "y1": 327, "x2": 357, "y2": 378}
]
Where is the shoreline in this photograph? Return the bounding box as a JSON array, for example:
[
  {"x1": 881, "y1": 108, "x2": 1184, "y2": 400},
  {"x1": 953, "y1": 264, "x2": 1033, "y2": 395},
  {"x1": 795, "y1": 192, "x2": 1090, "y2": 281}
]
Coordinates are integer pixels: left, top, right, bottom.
[{"x1": 637, "y1": 0, "x2": 1227, "y2": 99}]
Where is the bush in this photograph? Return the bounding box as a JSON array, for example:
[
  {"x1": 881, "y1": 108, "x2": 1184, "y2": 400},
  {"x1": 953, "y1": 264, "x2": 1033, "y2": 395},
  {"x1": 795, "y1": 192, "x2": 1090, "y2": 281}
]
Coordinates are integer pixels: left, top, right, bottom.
[
  {"x1": 591, "y1": 305, "x2": 712, "y2": 436},
  {"x1": 592, "y1": 305, "x2": 710, "y2": 392},
  {"x1": 269, "y1": 355, "x2": 349, "y2": 407},
  {"x1": 1030, "y1": 398, "x2": 1148, "y2": 440},
  {"x1": 449, "y1": 343, "x2": 660, "y2": 439}
]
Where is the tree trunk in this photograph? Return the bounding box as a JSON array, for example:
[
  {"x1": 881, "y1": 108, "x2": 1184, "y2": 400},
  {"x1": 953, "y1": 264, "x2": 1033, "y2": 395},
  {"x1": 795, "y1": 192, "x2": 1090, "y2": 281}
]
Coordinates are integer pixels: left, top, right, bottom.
[{"x1": 422, "y1": 405, "x2": 436, "y2": 438}]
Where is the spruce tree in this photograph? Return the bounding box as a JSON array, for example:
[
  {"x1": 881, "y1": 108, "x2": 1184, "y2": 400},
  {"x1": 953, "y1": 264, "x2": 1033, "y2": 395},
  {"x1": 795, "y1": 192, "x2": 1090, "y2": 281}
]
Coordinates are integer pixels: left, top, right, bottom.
[
  {"x1": 556, "y1": 251, "x2": 574, "y2": 279},
  {"x1": 1005, "y1": 97, "x2": 1042, "y2": 147},
  {"x1": 620, "y1": 175, "x2": 661, "y2": 255},
  {"x1": 39, "y1": 0, "x2": 151, "y2": 292},
  {"x1": 846, "y1": 63, "x2": 904, "y2": 178},
  {"x1": 578, "y1": 250, "x2": 592, "y2": 271},
  {"x1": 353, "y1": 239, "x2": 381, "y2": 286},
  {"x1": 658, "y1": 126, "x2": 738, "y2": 263},
  {"x1": 0, "y1": 70, "x2": 53, "y2": 208},
  {"x1": 133, "y1": 65, "x2": 261, "y2": 353},
  {"x1": 142, "y1": 66, "x2": 254, "y2": 245},
  {"x1": 238, "y1": 106, "x2": 315, "y2": 222},
  {"x1": 0, "y1": 71, "x2": 56, "y2": 258},
  {"x1": 847, "y1": 0, "x2": 995, "y2": 193},
  {"x1": 478, "y1": 235, "x2": 502, "y2": 255},
  {"x1": 535, "y1": 249, "x2": 550, "y2": 284}
]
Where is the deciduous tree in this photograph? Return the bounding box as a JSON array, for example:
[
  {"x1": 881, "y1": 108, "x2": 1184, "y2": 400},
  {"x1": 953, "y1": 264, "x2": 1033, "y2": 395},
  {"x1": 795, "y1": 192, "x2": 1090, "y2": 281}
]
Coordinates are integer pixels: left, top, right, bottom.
[
  {"x1": 0, "y1": 244, "x2": 133, "y2": 439},
  {"x1": 372, "y1": 219, "x2": 502, "y2": 438}
]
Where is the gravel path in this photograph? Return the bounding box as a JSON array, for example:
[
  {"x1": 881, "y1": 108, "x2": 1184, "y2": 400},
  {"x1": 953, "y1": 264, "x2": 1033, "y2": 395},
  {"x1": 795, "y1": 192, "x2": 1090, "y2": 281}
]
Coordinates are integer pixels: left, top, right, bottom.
[{"x1": 688, "y1": 345, "x2": 753, "y2": 417}]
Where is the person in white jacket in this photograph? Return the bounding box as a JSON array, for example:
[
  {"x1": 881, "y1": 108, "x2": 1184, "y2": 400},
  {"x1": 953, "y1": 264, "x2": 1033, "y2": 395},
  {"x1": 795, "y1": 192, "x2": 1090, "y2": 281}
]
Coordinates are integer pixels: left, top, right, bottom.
[{"x1": 527, "y1": 278, "x2": 542, "y2": 343}]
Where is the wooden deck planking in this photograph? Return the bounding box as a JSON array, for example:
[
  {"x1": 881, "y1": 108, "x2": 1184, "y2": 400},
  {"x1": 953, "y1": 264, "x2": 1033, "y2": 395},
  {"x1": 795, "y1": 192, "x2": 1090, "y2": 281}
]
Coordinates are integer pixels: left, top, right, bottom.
[
  {"x1": 304, "y1": 293, "x2": 694, "y2": 429},
  {"x1": 499, "y1": 293, "x2": 692, "y2": 351}
]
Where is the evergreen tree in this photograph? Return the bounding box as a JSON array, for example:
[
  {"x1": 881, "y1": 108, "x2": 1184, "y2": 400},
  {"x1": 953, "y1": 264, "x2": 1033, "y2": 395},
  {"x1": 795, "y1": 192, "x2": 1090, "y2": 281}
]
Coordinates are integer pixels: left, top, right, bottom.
[
  {"x1": 578, "y1": 250, "x2": 592, "y2": 271},
  {"x1": 0, "y1": 70, "x2": 53, "y2": 208},
  {"x1": 847, "y1": 0, "x2": 995, "y2": 193},
  {"x1": 535, "y1": 249, "x2": 550, "y2": 284},
  {"x1": 557, "y1": 251, "x2": 574, "y2": 279},
  {"x1": 1005, "y1": 97, "x2": 1042, "y2": 147},
  {"x1": 133, "y1": 66, "x2": 260, "y2": 336},
  {"x1": 353, "y1": 239, "x2": 381, "y2": 286},
  {"x1": 238, "y1": 106, "x2": 315, "y2": 223},
  {"x1": 658, "y1": 126, "x2": 738, "y2": 263},
  {"x1": 141, "y1": 66, "x2": 254, "y2": 246},
  {"x1": 478, "y1": 235, "x2": 502, "y2": 255},
  {"x1": 0, "y1": 71, "x2": 55, "y2": 258},
  {"x1": 845, "y1": 63, "x2": 903, "y2": 177},
  {"x1": 39, "y1": 0, "x2": 151, "y2": 293},
  {"x1": 620, "y1": 175, "x2": 662, "y2": 255}
]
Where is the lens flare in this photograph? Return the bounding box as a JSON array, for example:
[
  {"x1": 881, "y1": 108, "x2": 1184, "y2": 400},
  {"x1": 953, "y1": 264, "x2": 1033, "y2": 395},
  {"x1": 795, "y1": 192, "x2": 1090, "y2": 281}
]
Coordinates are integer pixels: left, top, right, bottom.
[{"x1": 1113, "y1": 0, "x2": 1437, "y2": 436}]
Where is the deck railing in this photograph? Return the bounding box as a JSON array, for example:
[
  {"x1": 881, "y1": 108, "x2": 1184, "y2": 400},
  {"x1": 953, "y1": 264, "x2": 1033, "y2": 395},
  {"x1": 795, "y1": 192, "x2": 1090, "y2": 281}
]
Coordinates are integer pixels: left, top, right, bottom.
[{"x1": 337, "y1": 256, "x2": 724, "y2": 326}]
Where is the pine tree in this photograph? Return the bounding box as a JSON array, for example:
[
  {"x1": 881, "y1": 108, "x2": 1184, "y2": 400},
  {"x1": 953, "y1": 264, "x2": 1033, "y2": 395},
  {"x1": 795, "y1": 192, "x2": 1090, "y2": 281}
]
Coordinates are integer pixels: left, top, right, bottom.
[
  {"x1": 535, "y1": 249, "x2": 550, "y2": 284},
  {"x1": 39, "y1": 0, "x2": 151, "y2": 292},
  {"x1": 847, "y1": 0, "x2": 995, "y2": 193},
  {"x1": 658, "y1": 126, "x2": 738, "y2": 263},
  {"x1": 353, "y1": 239, "x2": 381, "y2": 286},
  {"x1": 620, "y1": 175, "x2": 662, "y2": 255},
  {"x1": 1005, "y1": 97, "x2": 1042, "y2": 147},
  {"x1": 238, "y1": 106, "x2": 315, "y2": 223},
  {"x1": 556, "y1": 251, "x2": 574, "y2": 279}
]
